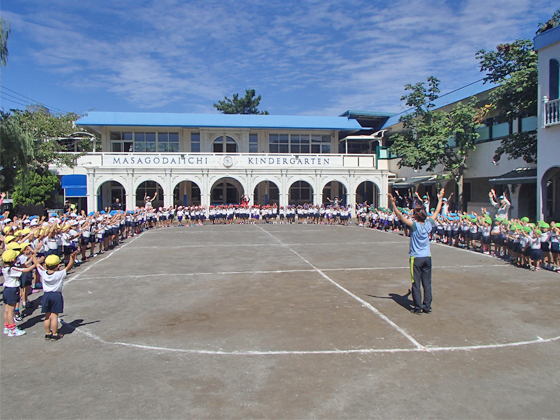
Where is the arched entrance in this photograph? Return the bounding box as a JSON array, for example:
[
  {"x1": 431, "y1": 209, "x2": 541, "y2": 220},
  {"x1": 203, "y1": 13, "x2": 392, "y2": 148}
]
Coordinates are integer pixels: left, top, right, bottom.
[
  {"x1": 213, "y1": 136, "x2": 238, "y2": 153},
  {"x1": 97, "y1": 181, "x2": 126, "y2": 212},
  {"x1": 356, "y1": 181, "x2": 379, "y2": 207},
  {"x1": 173, "y1": 181, "x2": 202, "y2": 206},
  {"x1": 322, "y1": 181, "x2": 347, "y2": 205},
  {"x1": 253, "y1": 180, "x2": 279, "y2": 206},
  {"x1": 542, "y1": 166, "x2": 560, "y2": 221},
  {"x1": 136, "y1": 181, "x2": 164, "y2": 208},
  {"x1": 211, "y1": 177, "x2": 244, "y2": 205},
  {"x1": 289, "y1": 181, "x2": 313, "y2": 205}
]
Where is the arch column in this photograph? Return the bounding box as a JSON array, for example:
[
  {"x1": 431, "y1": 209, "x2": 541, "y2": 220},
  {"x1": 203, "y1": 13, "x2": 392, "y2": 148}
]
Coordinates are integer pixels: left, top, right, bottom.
[
  {"x1": 380, "y1": 172, "x2": 388, "y2": 208},
  {"x1": 246, "y1": 170, "x2": 254, "y2": 206},
  {"x1": 87, "y1": 168, "x2": 97, "y2": 212},
  {"x1": 313, "y1": 171, "x2": 321, "y2": 206},
  {"x1": 126, "y1": 169, "x2": 134, "y2": 210},
  {"x1": 348, "y1": 172, "x2": 356, "y2": 217},
  {"x1": 280, "y1": 170, "x2": 288, "y2": 208},
  {"x1": 201, "y1": 170, "x2": 210, "y2": 214},
  {"x1": 164, "y1": 170, "x2": 173, "y2": 207}
]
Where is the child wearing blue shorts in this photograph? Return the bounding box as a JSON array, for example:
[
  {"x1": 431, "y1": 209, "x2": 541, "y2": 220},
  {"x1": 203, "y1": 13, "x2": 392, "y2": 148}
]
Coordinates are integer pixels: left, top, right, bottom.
[{"x1": 36, "y1": 251, "x2": 78, "y2": 341}]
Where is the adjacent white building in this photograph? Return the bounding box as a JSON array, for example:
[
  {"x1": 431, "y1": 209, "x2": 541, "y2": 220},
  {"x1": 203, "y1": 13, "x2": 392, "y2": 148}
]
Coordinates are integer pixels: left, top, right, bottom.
[{"x1": 535, "y1": 24, "x2": 560, "y2": 221}]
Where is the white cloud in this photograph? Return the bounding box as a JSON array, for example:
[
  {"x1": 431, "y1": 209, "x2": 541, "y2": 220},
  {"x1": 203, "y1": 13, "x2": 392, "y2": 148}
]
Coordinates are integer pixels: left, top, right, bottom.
[{"x1": 2, "y1": 0, "x2": 557, "y2": 114}]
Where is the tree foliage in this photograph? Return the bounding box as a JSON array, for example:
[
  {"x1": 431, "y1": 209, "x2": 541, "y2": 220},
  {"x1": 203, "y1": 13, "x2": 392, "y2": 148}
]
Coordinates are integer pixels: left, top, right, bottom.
[
  {"x1": 389, "y1": 77, "x2": 482, "y2": 209},
  {"x1": 537, "y1": 9, "x2": 560, "y2": 35},
  {"x1": 0, "y1": 18, "x2": 10, "y2": 67},
  {"x1": 12, "y1": 170, "x2": 60, "y2": 206},
  {"x1": 476, "y1": 10, "x2": 560, "y2": 163},
  {"x1": 476, "y1": 39, "x2": 537, "y2": 163},
  {"x1": 0, "y1": 110, "x2": 93, "y2": 202},
  {"x1": 213, "y1": 89, "x2": 269, "y2": 115}
]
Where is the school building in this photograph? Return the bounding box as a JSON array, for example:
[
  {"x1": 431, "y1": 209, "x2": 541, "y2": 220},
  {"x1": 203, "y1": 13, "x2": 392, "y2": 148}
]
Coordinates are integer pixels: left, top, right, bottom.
[
  {"x1": 377, "y1": 80, "x2": 539, "y2": 220},
  {"x1": 56, "y1": 113, "x2": 393, "y2": 213},
  {"x1": 55, "y1": 25, "x2": 559, "y2": 221}
]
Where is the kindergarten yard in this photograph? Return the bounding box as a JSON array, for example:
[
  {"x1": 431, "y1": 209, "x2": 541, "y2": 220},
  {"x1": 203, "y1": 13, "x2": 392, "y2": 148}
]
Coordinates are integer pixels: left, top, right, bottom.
[{"x1": 2, "y1": 223, "x2": 560, "y2": 419}]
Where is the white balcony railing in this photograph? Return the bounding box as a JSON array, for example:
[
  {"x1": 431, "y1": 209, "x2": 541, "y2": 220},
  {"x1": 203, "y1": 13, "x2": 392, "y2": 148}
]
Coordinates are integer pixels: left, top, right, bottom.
[
  {"x1": 65, "y1": 152, "x2": 379, "y2": 171},
  {"x1": 544, "y1": 96, "x2": 560, "y2": 127}
]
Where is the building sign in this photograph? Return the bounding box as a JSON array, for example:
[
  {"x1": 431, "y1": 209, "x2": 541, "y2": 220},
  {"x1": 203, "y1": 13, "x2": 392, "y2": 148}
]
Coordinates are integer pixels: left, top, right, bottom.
[{"x1": 102, "y1": 153, "x2": 343, "y2": 168}]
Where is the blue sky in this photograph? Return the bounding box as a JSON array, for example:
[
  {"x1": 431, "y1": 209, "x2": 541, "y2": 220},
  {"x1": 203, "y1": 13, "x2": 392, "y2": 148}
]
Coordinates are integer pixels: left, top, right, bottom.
[{"x1": 0, "y1": 0, "x2": 557, "y2": 117}]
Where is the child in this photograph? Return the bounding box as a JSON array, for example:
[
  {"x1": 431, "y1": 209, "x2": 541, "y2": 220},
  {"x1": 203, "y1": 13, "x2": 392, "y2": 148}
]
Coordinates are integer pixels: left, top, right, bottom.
[
  {"x1": 35, "y1": 251, "x2": 78, "y2": 340},
  {"x1": 2, "y1": 250, "x2": 35, "y2": 337}
]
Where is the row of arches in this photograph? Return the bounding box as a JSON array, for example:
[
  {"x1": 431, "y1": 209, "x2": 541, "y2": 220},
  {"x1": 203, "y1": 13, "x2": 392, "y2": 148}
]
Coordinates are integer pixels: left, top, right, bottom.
[{"x1": 97, "y1": 178, "x2": 380, "y2": 210}]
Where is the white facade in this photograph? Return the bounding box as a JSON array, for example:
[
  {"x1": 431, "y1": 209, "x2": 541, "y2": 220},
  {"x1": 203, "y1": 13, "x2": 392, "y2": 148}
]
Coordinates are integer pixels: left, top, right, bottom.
[
  {"x1": 536, "y1": 25, "x2": 560, "y2": 221},
  {"x1": 57, "y1": 114, "x2": 390, "y2": 214}
]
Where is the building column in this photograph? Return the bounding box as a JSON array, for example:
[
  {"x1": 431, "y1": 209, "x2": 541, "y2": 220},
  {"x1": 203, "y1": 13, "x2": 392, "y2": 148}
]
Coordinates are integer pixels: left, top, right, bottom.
[
  {"x1": 126, "y1": 169, "x2": 134, "y2": 210},
  {"x1": 280, "y1": 170, "x2": 288, "y2": 208},
  {"x1": 348, "y1": 172, "x2": 356, "y2": 217},
  {"x1": 86, "y1": 168, "x2": 96, "y2": 212},
  {"x1": 164, "y1": 170, "x2": 173, "y2": 207},
  {"x1": 313, "y1": 172, "x2": 321, "y2": 206},
  {"x1": 380, "y1": 172, "x2": 388, "y2": 208},
  {"x1": 246, "y1": 170, "x2": 253, "y2": 206},
  {"x1": 201, "y1": 170, "x2": 210, "y2": 215}
]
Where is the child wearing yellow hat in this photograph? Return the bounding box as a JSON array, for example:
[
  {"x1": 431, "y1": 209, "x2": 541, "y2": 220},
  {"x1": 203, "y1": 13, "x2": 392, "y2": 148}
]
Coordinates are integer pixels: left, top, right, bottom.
[
  {"x1": 36, "y1": 250, "x2": 78, "y2": 340},
  {"x1": 2, "y1": 250, "x2": 36, "y2": 337}
]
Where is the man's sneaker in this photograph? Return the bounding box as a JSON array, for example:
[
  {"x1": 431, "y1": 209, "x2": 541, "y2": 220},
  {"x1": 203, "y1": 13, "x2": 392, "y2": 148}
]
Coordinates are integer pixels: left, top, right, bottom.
[
  {"x1": 13, "y1": 313, "x2": 22, "y2": 322},
  {"x1": 410, "y1": 308, "x2": 422, "y2": 315},
  {"x1": 7, "y1": 327, "x2": 26, "y2": 337},
  {"x1": 423, "y1": 308, "x2": 432, "y2": 314}
]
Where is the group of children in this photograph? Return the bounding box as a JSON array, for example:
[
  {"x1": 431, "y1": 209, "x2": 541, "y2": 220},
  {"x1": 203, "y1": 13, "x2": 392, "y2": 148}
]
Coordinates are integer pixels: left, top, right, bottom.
[
  {"x1": 2, "y1": 191, "x2": 558, "y2": 338},
  {"x1": 138, "y1": 203, "x2": 354, "y2": 226},
  {"x1": 360, "y1": 203, "x2": 560, "y2": 273}
]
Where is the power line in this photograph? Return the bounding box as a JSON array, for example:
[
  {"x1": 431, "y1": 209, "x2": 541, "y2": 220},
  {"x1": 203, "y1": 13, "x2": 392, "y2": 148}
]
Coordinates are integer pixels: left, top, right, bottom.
[
  {"x1": 1, "y1": 93, "x2": 31, "y2": 109},
  {"x1": 1, "y1": 85, "x2": 70, "y2": 113},
  {"x1": 389, "y1": 78, "x2": 487, "y2": 119}
]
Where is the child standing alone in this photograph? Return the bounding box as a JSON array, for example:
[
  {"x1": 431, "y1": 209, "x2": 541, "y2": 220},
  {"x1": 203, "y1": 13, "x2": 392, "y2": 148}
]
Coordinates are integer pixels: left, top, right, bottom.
[{"x1": 35, "y1": 251, "x2": 77, "y2": 340}]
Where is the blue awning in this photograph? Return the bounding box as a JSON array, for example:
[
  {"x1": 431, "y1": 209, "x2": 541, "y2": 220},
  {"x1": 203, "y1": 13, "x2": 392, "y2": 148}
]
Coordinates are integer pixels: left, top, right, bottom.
[{"x1": 61, "y1": 174, "x2": 87, "y2": 197}]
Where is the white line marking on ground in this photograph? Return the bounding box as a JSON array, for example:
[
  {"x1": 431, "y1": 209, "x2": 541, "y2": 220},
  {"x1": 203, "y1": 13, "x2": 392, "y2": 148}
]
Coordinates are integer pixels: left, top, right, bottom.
[
  {"x1": 75, "y1": 264, "x2": 505, "y2": 282},
  {"x1": 131, "y1": 241, "x2": 406, "y2": 250},
  {"x1": 255, "y1": 225, "x2": 424, "y2": 350},
  {"x1": 64, "y1": 321, "x2": 560, "y2": 356},
  {"x1": 65, "y1": 234, "x2": 144, "y2": 285}
]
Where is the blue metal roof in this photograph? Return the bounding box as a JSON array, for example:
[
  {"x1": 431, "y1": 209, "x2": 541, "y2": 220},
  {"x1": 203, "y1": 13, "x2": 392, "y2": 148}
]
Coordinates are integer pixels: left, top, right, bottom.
[
  {"x1": 381, "y1": 80, "x2": 498, "y2": 129},
  {"x1": 76, "y1": 112, "x2": 363, "y2": 131},
  {"x1": 534, "y1": 24, "x2": 560, "y2": 51}
]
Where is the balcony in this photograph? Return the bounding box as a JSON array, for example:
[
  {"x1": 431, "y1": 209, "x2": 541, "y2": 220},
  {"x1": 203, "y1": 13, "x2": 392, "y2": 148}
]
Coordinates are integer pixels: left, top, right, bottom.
[
  {"x1": 60, "y1": 152, "x2": 379, "y2": 172},
  {"x1": 544, "y1": 97, "x2": 560, "y2": 127}
]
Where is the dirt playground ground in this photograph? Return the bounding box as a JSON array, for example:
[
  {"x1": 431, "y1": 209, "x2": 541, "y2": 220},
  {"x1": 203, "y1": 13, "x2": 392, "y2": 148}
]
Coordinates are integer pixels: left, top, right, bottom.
[{"x1": 1, "y1": 223, "x2": 559, "y2": 419}]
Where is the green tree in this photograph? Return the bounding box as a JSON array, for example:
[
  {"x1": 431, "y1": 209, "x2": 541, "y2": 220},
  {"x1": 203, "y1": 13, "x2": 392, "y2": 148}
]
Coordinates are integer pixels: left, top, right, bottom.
[
  {"x1": 476, "y1": 10, "x2": 560, "y2": 163},
  {"x1": 1, "y1": 18, "x2": 10, "y2": 67},
  {"x1": 476, "y1": 39, "x2": 537, "y2": 163},
  {"x1": 12, "y1": 170, "x2": 60, "y2": 206},
  {"x1": 213, "y1": 89, "x2": 269, "y2": 114},
  {"x1": 389, "y1": 77, "x2": 482, "y2": 211},
  {"x1": 0, "y1": 110, "x2": 94, "y2": 202}
]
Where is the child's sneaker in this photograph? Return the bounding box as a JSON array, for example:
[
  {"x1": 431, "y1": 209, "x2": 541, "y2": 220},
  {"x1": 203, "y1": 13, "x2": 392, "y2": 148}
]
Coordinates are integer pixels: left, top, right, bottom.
[
  {"x1": 7, "y1": 327, "x2": 26, "y2": 337},
  {"x1": 13, "y1": 313, "x2": 22, "y2": 322},
  {"x1": 3, "y1": 327, "x2": 9, "y2": 335}
]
